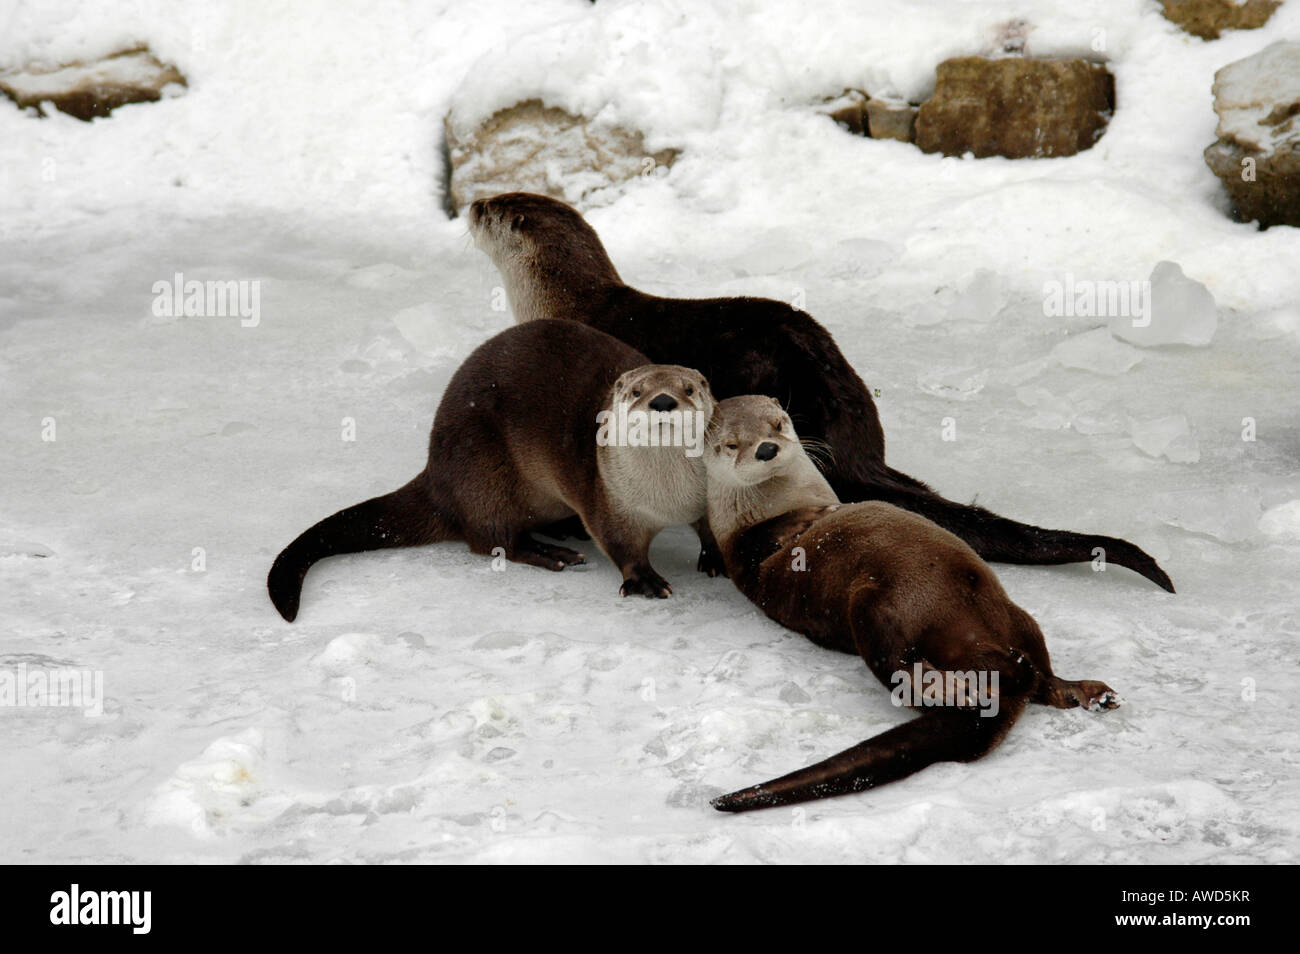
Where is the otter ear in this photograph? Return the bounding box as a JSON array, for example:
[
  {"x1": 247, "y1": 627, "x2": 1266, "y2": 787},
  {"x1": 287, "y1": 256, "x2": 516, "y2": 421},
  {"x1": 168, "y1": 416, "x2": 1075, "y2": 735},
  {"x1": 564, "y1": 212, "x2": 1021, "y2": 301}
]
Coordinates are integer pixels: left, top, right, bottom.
[{"x1": 512, "y1": 213, "x2": 527, "y2": 230}]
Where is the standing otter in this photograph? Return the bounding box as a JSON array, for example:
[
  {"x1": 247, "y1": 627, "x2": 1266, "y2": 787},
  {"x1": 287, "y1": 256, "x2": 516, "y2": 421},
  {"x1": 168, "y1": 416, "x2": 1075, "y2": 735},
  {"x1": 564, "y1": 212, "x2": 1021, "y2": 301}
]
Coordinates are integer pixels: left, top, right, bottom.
[
  {"x1": 267, "y1": 321, "x2": 715, "y2": 621},
  {"x1": 703, "y1": 395, "x2": 1119, "y2": 812},
  {"x1": 467, "y1": 192, "x2": 1174, "y2": 593}
]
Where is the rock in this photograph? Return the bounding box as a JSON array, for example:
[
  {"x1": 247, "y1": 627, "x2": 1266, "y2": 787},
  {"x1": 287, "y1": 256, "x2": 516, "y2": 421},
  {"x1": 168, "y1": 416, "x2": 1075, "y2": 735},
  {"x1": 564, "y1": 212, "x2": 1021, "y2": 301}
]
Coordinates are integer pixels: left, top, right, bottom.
[
  {"x1": 818, "y1": 89, "x2": 917, "y2": 142},
  {"x1": 1203, "y1": 41, "x2": 1300, "y2": 229},
  {"x1": 817, "y1": 89, "x2": 868, "y2": 135},
  {"x1": 915, "y1": 57, "x2": 1114, "y2": 159},
  {"x1": 1110, "y1": 261, "x2": 1217, "y2": 347},
  {"x1": 0, "y1": 47, "x2": 186, "y2": 121},
  {"x1": 1159, "y1": 0, "x2": 1280, "y2": 41},
  {"x1": 443, "y1": 99, "x2": 677, "y2": 216},
  {"x1": 865, "y1": 97, "x2": 918, "y2": 142}
]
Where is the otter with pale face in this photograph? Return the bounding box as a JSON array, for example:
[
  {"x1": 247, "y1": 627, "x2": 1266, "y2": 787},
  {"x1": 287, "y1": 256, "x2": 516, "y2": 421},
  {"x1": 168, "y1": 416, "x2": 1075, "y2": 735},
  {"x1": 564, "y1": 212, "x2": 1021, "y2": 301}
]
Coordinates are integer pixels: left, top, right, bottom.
[
  {"x1": 703, "y1": 395, "x2": 1120, "y2": 812},
  {"x1": 467, "y1": 192, "x2": 1174, "y2": 595},
  {"x1": 267, "y1": 321, "x2": 716, "y2": 620}
]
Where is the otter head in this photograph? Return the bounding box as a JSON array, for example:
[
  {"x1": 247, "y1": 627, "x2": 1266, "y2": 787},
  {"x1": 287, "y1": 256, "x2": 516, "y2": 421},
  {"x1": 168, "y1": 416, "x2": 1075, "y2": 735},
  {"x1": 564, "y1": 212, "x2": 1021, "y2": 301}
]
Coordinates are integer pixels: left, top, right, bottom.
[
  {"x1": 602, "y1": 365, "x2": 714, "y2": 460},
  {"x1": 705, "y1": 395, "x2": 804, "y2": 487},
  {"x1": 466, "y1": 192, "x2": 622, "y2": 324}
]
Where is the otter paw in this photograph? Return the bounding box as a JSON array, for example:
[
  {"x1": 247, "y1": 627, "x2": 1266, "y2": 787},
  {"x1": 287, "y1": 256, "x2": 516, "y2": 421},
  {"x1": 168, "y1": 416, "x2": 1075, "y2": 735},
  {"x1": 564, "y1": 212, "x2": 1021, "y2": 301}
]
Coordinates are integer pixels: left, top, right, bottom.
[
  {"x1": 620, "y1": 571, "x2": 672, "y2": 599},
  {"x1": 697, "y1": 547, "x2": 728, "y2": 578},
  {"x1": 1087, "y1": 688, "x2": 1123, "y2": 711}
]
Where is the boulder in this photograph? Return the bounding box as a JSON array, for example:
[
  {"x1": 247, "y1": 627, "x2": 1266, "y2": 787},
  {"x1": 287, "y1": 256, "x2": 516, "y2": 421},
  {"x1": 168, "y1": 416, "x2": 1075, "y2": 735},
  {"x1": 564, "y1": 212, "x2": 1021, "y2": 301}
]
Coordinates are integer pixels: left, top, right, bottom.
[
  {"x1": 443, "y1": 99, "x2": 677, "y2": 216},
  {"x1": 1203, "y1": 41, "x2": 1300, "y2": 228},
  {"x1": 915, "y1": 56, "x2": 1114, "y2": 159},
  {"x1": 0, "y1": 47, "x2": 186, "y2": 121},
  {"x1": 816, "y1": 89, "x2": 868, "y2": 135},
  {"x1": 1159, "y1": 0, "x2": 1280, "y2": 41},
  {"x1": 865, "y1": 97, "x2": 918, "y2": 142}
]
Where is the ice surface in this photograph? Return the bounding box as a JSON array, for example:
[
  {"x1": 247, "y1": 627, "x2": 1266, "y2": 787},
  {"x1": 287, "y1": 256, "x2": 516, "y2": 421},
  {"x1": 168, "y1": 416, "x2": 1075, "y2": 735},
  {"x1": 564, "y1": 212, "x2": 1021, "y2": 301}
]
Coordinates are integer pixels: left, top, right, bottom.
[
  {"x1": 1051, "y1": 327, "x2": 1144, "y2": 376},
  {"x1": 2, "y1": 0, "x2": 1299, "y2": 865},
  {"x1": 1110, "y1": 262, "x2": 1217, "y2": 348}
]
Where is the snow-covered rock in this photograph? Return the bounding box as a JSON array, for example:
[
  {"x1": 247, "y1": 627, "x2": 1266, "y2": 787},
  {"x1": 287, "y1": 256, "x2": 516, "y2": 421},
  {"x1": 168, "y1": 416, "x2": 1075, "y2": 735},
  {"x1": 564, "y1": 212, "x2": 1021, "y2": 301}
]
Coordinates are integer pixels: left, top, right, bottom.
[
  {"x1": 1204, "y1": 41, "x2": 1300, "y2": 228},
  {"x1": 0, "y1": 47, "x2": 185, "y2": 120},
  {"x1": 443, "y1": 99, "x2": 677, "y2": 215}
]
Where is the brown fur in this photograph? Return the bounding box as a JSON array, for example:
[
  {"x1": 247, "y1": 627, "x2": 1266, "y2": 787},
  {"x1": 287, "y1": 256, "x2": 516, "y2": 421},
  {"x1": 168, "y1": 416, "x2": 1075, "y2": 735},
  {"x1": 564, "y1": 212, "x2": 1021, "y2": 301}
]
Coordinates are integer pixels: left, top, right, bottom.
[
  {"x1": 467, "y1": 192, "x2": 1174, "y2": 594},
  {"x1": 705, "y1": 395, "x2": 1118, "y2": 812},
  {"x1": 267, "y1": 321, "x2": 715, "y2": 620}
]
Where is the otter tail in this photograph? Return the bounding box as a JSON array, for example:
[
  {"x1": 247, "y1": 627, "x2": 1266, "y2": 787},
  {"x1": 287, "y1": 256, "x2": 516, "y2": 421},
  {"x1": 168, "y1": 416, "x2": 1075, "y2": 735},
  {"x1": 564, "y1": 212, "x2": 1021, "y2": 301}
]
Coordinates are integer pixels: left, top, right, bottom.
[
  {"x1": 712, "y1": 698, "x2": 1026, "y2": 813},
  {"x1": 834, "y1": 467, "x2": 1174, "y2": 593},
  {"x1": 267, "y1": 475, "x2": 456, "y2": 622}
]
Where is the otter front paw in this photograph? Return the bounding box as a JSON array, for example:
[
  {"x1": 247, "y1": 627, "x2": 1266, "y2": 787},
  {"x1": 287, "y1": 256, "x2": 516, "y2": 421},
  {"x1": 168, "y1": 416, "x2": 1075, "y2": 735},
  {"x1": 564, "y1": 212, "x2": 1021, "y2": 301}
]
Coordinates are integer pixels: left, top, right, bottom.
[
  {"x1": 620, "y1": 569, "x2": 672, "y2": 599},
  {"x1": 697, "y1": 546, "x2": 728, "y2": 578}
]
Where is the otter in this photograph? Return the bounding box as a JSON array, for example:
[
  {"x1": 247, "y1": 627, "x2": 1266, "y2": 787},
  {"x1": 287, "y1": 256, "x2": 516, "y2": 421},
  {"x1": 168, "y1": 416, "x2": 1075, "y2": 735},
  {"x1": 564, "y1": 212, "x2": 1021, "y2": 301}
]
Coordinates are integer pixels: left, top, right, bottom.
[
  {"x1": 267, "y1": 321, "x2": 716, "y2": 621},
  {"x1": 703, "y1": 395, "x2": 1119, "y2": 812},
  {"x1": 466, "y1": 192, "x2": 1174, "y2": 593}
]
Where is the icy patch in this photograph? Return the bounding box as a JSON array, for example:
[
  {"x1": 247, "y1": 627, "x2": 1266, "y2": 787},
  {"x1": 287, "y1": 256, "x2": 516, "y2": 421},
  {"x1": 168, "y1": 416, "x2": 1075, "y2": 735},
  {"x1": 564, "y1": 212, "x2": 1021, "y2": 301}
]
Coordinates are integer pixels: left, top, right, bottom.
[
  {"x1": 946, "y1": 269, "x2": 1008, "y2": 323},
  {"x1": 0, "y1": 537, "x2": 54, "y2": 559},
  {"x1": 1110, "y1": 262, "x2": 1216, "y2": 348},
  {"x1": 1129, "y1": 414, "x2": 1199, "y2": 463},
  {"x1": 916, "y1": 366, "x2": 989, "y2": 400},
  {"x1": 1016, "y1": 386, "x2": 1075, "y2": 430},
  {"x1": 391, "y1": 304, "x2": 457, "y2": 358},
  {"x1": 1153, "y1": 488, "x2": 1262, "y2": 543},
  {"x1": 1051, "y1": 327, "x2": 1143, "y2": 376},
  {"x1": 1259, "y1": 500, "x2": 1300, "y2": 538},
  {"x1": 908, "y1": 269, "x2": 1007, "y2": 326},
  {"x1": 145, "y1": 729, "x2": 287, "y2": 839}
]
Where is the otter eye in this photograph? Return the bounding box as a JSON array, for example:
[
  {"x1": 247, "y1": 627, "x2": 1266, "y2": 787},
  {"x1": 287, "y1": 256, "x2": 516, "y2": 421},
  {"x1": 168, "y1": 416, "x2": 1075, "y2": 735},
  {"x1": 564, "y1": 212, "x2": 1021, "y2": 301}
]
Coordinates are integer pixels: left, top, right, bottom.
[
  {"x1": 632, "y1": 389, "x2": 641, "y2": 398},
  {"x1": 774, "y1": 421, "x2": 782, "y2": 432},
  {"x1": 726, "y1": 443, "x2": 738, "y2": 451},
  {"x1": 685, "y1": 386, "x2": 694, "y2": 396}
]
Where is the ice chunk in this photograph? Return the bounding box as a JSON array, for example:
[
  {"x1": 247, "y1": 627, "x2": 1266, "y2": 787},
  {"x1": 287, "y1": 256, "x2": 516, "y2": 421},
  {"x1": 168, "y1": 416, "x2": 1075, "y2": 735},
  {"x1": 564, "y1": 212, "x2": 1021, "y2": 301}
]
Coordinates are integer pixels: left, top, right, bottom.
[
  {"x1": 1129, "y1": 414, "x2": 1200, "y2": 462},
  {"x1": 1051, "y1": 327, "x2": 1143, "y2": 375},
  {"x1": 1153, "y1": 488, "x2": 1261, "y2": 543},
  {"x1": 391, "y1": 304, "x2": 454, "y2": 357},
  {"x1": 948, "y1": 269, "x2": 1007, "y2": 323},
  {"x1": 1110, "y1": 261, "x2": 1216, "y2": 347},
  {"x1": 1016, "y1": 386, "x2": 1074, "y2": 429},
  {"x1": 1259, "y1": 500, "x2": 1300, "y2": 537}
]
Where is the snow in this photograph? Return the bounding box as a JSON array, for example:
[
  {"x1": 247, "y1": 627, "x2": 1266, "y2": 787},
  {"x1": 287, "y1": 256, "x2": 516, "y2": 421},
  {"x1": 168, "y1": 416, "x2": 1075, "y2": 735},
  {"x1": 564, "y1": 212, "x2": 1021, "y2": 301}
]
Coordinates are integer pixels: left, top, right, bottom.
[{"x1": 3, "y1": 0, "x2": 1299, "y2": 864}]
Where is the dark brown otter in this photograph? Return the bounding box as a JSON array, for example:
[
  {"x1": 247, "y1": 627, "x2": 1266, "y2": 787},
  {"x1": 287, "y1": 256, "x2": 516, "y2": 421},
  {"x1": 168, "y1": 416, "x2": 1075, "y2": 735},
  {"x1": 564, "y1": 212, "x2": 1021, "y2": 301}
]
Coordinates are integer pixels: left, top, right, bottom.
[
  {"x1": 704, "y1": 396, "x2": 1119, "y2": 812},
  {"x1": 467, "y1": 192, "x2": 1173, "y2": 593},
  {"x1": 267, "y1": 321, "x2": 715, "y2": 621}
]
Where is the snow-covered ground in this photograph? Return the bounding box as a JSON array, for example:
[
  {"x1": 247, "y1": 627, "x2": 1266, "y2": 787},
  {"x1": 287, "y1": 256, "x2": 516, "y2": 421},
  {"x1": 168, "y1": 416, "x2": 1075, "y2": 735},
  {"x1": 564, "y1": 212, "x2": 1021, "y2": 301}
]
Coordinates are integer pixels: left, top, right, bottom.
[{"x1": 3, "y1": 0, "x2": 1299, "y2": 863}]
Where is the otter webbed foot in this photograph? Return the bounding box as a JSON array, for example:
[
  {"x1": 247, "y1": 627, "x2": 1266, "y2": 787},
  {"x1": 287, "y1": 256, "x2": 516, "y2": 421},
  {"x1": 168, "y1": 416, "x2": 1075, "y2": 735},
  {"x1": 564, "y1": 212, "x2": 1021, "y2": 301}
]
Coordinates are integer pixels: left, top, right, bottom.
[{"x1": 620, "y1": 567, "x2": 672, "y2": 598}]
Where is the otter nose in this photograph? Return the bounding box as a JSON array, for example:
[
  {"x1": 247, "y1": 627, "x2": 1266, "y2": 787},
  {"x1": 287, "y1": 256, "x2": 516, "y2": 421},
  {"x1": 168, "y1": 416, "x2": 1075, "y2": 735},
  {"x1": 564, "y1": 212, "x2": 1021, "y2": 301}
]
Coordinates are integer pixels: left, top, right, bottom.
[
  {"x1": 648, "y1": 393, "x2": 677, "y2": 412},
  {"x1": 755, "y1": 442, "x2": 779, "y2": 462}
]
